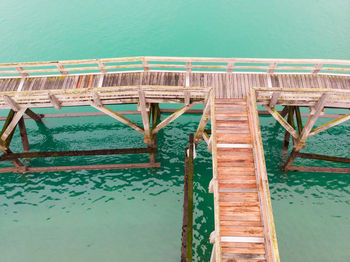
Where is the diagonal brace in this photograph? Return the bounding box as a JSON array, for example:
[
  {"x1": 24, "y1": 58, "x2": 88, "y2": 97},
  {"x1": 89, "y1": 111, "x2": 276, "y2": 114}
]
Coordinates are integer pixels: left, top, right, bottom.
[
  {"x1": 152, "y1": 103, "x2": 195, "y2": 135},
  {"x1": 1, "y1": 108, "x2": 27, "y2": 141},
  {"x1": 308, "y1": 112, "x2": 350, "y2": 138},
  {"x1": 194, "y1": 98, "x2": 211, "y2": 144},
  {"x1": 91, "y1": 103, "x2": 144, "y2": 134},
  {"x1": 263, "y1": 105, "x2": 299, "y2": 139}
]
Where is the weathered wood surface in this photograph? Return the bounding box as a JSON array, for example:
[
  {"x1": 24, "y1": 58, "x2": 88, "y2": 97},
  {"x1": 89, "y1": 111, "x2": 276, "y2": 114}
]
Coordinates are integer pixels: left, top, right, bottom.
[
  {"x1": 0, "y1": 72, "x2": 348, "y2": 109},
  {"x1": 212, "y1": 98, "x2": 279, "y2": 262},
  {"x1": 1, "y1": 56, "x2": 350, "y2": 77},
  {"x1": 0, "y1": 71, "x2": 348, "y2": 108}
]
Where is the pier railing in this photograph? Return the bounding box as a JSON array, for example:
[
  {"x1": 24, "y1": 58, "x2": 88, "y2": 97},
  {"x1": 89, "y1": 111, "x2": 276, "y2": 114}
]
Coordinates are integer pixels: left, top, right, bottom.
[
  {"x1": 0, "y1": 85, "x2": 208, "y2": 109},
  {"x1": 248, "y1": 91, "x2": 280, "y2": 262},
  {"x1": 1, "y1": 56, "x2": 350, "y2": 77}
]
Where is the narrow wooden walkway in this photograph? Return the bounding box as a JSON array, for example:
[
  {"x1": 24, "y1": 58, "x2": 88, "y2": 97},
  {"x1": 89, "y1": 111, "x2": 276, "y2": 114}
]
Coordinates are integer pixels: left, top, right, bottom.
[{"x1": 212, "y1": 98, "x2": 278, "y2": 262}]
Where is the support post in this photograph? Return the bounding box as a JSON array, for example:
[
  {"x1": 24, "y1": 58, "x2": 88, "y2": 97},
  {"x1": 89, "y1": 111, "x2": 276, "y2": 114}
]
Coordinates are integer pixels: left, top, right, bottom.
[
  {"x1": 282, "y1": 115, "x2": 290, "y2": 157},
  {"x1": 149, "y1": 103, "x2": 160, "y2": 163},
  {"x1": 138, "y1": 90, "x2": 152, "y2": 144},
  {"x1": 18, "y1": 117, "x2": 30, "y2": 152},
  {"x1": 181, "y1": 133, "x2": 194, "y2": 262}
]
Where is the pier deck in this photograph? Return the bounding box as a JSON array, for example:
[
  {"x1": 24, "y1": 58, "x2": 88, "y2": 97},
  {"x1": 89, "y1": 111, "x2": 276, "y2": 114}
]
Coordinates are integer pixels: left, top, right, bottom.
[{"x1": 1, "y1": 56, "x2": 349, "y2": 262}]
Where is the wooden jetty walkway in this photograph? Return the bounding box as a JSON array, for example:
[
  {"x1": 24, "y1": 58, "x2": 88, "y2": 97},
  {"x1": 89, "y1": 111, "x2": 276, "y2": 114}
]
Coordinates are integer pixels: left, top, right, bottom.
[
  {"x1": 209, "y1": 97, "x2": 278, "y2": 262},
  {"x1": 0, "y1": 56, "x2": 349, "y2": 261}
]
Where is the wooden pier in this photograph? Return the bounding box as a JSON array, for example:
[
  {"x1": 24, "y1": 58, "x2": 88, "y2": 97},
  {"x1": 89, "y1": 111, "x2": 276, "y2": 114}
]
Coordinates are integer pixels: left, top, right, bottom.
[{"x1": 0, "y1": 56, "x2": 349, "y2": 261}]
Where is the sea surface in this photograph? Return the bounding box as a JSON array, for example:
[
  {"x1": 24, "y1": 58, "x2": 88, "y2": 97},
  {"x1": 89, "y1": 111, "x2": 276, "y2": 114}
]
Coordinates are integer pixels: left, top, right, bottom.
[{"x1": 0, "y1": 0, "x2": 349, "y2": 261}]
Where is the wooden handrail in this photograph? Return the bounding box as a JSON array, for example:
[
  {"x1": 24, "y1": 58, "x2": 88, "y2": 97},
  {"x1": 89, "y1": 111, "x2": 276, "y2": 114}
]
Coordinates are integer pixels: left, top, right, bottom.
[
  {"x1": 1, "y1": 56, "x2": 350, "y2": 77},
  {"x1": 0, "y1": 85, "x2": 209, "y2": 110},
  {"x1": 248, "y1": 90, "x2": 280, "y2": 262}
]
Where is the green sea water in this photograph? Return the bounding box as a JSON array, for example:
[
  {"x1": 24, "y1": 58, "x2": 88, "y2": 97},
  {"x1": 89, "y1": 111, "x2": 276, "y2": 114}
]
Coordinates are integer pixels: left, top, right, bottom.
[{"x1": 0, "y1": 0, "x2": 349, "y2": 261}]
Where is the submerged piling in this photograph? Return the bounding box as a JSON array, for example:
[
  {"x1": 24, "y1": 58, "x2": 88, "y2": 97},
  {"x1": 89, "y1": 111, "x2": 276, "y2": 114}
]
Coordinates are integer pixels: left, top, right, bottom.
[{"x1": 181, "y1": 133, "x2": 194, "y2": 262}]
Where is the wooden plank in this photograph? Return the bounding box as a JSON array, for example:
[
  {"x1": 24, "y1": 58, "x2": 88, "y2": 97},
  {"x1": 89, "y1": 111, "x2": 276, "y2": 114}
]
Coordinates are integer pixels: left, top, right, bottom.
[
  {"x1": 217, "y1": 144, "x2": 252, "y2": 149},
  {"x1": 0, "y1": 147, "x2": 156, "y2": 161},
  {"x1": 221, "y1": 237, "x2": 264, "y2": 243},
  {"x1": 288, "y1": 166, "x2": 350, "y2": 174},
  {"x1": 295, "y1": 152, "x2": 350, "y2": 164}
]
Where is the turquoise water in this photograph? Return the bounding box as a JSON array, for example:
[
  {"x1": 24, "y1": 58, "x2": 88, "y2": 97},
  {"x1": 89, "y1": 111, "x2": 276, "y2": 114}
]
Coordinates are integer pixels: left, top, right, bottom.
[{"x1": 0, "y1": 1, "x2": 349, "y2": 261}]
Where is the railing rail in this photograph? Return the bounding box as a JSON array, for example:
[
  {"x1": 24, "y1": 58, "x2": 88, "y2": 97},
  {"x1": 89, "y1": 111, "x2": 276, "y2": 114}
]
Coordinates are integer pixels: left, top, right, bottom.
[
  {"x1": 1, "y1": 56, "x2": 350, "y2": 77},
  {"x1": 0, "y1": 85, "x2": 209, "y2": 109},
  {"x1": 248, "y1": 90, "x2": 280, "y2": 262}
]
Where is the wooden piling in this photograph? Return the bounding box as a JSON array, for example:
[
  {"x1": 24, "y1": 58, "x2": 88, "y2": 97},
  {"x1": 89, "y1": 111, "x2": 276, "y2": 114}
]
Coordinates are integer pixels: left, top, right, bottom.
[{"x1": 181, "y1": 133, "x2": 194, "y2": 262}]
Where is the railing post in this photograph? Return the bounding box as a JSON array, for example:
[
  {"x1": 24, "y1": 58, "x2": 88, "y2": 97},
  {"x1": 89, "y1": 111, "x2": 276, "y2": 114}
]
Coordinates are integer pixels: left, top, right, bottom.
[
  {"x1": 98, "y1": 60, "x2": 107, "y2": 74},
  {"x1": 16, "y1": 67, "x2": 28, "y2": 77},
  {"x1": 142, "y1": 58, "x2": 150, "y2": 72},
  {"x1": 57, "y1": 63, "x2": 68, "y2": 75},
  {"x1": 267, "y1": 62, "x2": 277, "y2": 74},
  {"x1": 186, "y1": 61, "x2": 192, "y2": 87},
  {"x1": 226, "y1": 62, "x2": 234, "y2": 73},
  {"x1": 312, "y1": 63, "x2": 323, "y2": 74}
]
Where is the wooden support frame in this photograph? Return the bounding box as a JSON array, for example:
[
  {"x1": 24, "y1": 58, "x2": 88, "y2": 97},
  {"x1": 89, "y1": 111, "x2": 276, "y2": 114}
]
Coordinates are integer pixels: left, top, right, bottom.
[
  {"x1": 257, "y1": 88, "x2": 349, "y2": 173},
  {"x1": 0, "y1": 85, "x2": 208, "y2": 174},
  {"x1": 283, "y1": 93, "x2": 330, "y2": 171},
  {"x1": 0, "y1": 107, "x2": 160, "y2": 173}
]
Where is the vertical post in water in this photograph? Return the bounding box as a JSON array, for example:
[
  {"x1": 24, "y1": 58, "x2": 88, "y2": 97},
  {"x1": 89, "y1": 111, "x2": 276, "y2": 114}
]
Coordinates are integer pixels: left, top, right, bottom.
[{"x1": 181, "y1": 133, "x2": 194, "y2": 262}]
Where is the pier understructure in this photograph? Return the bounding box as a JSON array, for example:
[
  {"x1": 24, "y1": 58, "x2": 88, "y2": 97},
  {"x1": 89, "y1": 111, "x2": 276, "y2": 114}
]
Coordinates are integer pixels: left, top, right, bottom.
[{"x1": 1, "y1": 57, "x2": 349, "y2": 262}]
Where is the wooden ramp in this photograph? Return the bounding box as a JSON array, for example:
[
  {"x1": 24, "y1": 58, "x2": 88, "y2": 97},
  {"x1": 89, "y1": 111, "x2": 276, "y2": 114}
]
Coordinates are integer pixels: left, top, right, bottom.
[{"x1": 211, "y1": 97, "x2": 279, "y2": 262}]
